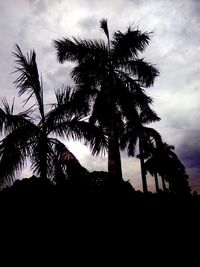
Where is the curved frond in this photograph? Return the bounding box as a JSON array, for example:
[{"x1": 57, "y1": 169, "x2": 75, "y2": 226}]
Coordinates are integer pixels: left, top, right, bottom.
[
  {"x1": 0, "y1": 101, "x2": 35, "y2": 135},
  {"x1": 140, "y1": 106, "x2": 160, "y2": 124},
  {"x1": 0, "y1": 138, "x2": 26, "y2": 187},
  {"x1": 126, "y1": 59, "x2": 159, "y2": 87},
  {"x1": 115, "y1": 70, "x2": 153, "y2": 108},
  {"x1": 142, "y1": 126, "x2": 162, "y2": 146},
  {"x1": 120, "y1": 129, "x2": 138, "y2": 157},
  {"x1": 45, "y1": 86, "x2": 84, "y2": 133},
  {"x1": 53, "y1": 37, "x2": 107, "y2": 64},
  {"x1": 84, "y1": 122, "x2": 108, "y2": 156},
  {"x1": 0, "y1": 123, "x2": 39, "y2": 187},
  {"x1": 112, "y1": 27, "x2": 151, "y2": 62},
  {"x1": 13, "y1": 45, "x2": 44, "y2": 118},
  {"x1": 144, "y1": 156, "x2": 157, "y2": 176},
  {"x1": 48, "y1": 114, "x2": 84, "y2": 139},
  {"x1": 49, "y1": 115, "x2": 108, "y2": 156}
]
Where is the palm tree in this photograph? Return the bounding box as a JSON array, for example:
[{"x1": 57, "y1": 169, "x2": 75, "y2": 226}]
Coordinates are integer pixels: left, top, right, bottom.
[
  {"x1": 53, "y1": 19, "x2": 159, "y2": 181},
  {"x1": 144, "y1": 147, "x2": 162, "y2": 193},
  {"x1": 120, "y1": 106, "x2": 162, "y2": 192},
  {"x1": 0, "y1": 45, "x2": 107, "y2": 188},
  {"x1": 145, "y1": 142, "x2": 191, "y2": 194}
]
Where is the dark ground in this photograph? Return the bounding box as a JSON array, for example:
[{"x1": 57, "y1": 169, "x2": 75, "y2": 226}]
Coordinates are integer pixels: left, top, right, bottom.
[{"x1": 0, "y1": 173, "x2": 199, "y2": 263}]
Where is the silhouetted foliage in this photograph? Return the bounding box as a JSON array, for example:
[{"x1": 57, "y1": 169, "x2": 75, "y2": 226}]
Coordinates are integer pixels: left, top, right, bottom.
[
  {"x1": 0, "y1": 46, "x2": 107, "y2": 188},
  {"x1": 54, "y1": 19, "x2": 159, "y2": 181},
  {"x1": 145, "y1": 142, "x2": 191, "y2": 195},
  {"x1": 0, "y1": 19, "x2": 192, "y2": 202},
  {"x1": 121, "y1": 106, "x2": 161, "y2": 192}
]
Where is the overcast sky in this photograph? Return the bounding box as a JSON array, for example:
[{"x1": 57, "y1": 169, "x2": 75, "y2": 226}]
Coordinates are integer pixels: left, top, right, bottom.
[{"x1": 0, "y1": 0, "x2": 200, "y2": 191}]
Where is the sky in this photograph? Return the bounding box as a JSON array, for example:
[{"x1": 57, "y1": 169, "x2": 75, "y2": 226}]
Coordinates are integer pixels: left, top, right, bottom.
[{"x1": 0, "y1": 0, "x2": 200, "y2": 191}]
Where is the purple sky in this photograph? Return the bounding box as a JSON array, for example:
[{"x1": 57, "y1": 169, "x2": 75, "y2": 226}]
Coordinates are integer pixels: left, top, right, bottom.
[{"x1": 0, "y1": 0, "x2": 200, "y2": 191}]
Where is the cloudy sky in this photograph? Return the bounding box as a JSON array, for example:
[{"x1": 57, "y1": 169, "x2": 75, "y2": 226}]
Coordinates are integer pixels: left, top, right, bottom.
[{"x1": 0, "y1": 0, "x2": 200, "y2": 191}]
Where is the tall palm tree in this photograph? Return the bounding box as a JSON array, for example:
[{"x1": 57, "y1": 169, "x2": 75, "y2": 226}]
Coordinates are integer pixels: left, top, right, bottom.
[
  {"x1": 120, "y1": 106, "x2": 162, "y2": 192},
  {"x1": 0, "y1": 45, "x2": 107, "y2": 188},
  {"x1": 53, "y1": 19, "x2": 159, "y2": 180}
]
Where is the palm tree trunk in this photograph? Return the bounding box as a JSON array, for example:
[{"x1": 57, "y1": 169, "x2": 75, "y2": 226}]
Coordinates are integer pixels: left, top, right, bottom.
[
  {"x1": 107, "y1": 90, "x2": 122, "y2": 181},
  {"x1": 161, "y1": 176, "x2": 167, "y2": 191},
  {"x1": 40, "y1": 133, "x2": 47, "y2": 180},
  {"x1": 139, "y1": 137, "x2": 148, "y2": 193},
  {"x1": 108, "y1": 123, "x2": 122, "y2": 181},
  {"x1": 154, "y1": 172, "x2": 159, "y2": 193}
]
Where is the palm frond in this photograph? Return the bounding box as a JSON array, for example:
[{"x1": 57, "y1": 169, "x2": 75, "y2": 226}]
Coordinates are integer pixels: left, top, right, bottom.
[
  {"x1": 45, "y1": 87, "x2": 89, "y2": 135},
  {"x1": 84, "y1": 122, "x2": 108, "y2": 156},
  {"x1": 45, "y1": 87, "x2": 73, "y2": 131},
  {"x1": 49, "y1": 116, "x2": 108, "y2": 156},
  {"x1": 13, "y1": 45, "x2": 44, "y2": 119},
  {"x1": 53, "y1": 37, "x2": 107, "y2": 64},
  {"x1": 142, "y1": 126, "x2": 162, "y2": 147},
  {"x1": 112, "y1": 27, "x2": 151, "y2": 62},
  {"x1": 30, "y1": 136, "x2": 52, "y2": 179},
  {"x1": 140, "y1": 106, "x2": 160, "y2": 124},
  {"x1": 48, "y1": 115, "x2": 85, "y2": 140},
  {"x1": 0, "y1": 100, "x2": 35, "y2": 135},
  {"x1": 70, "y1": 83, "x2": 93, "y2": 114},
  {"x1": 100, "y1": 18, "x2": 109, "y2": 41},
  {"x1": 113, "y1": 74, "x2": 139, "y2": 120},
  {"x1": 55, "y1": 86, "x2": 71, "y2": 106},
  {"x1": 144, "y1": 156, "x2": 157, "y2": 176},
  {"x1": 0, "y1": 123, "x2": 39, "y2": 187},
  {"x1": 56, "y1": 85, "x2": 90, "y2": 115},
  {"x1": 120, "y1": 128, "x2": 138, "y2": 157},
  {"x1": 1, "y1": 98, "x2": 15, "y2": 115},
  {"x1": 115, "y1": 70, "x2": 153, "y2": 107},
  {"x1": 0, "y1": 138, "x2": 26, "y2": 187},
  {"x1": 126, "y1": 59, "x2": 159, "y2": 87}
]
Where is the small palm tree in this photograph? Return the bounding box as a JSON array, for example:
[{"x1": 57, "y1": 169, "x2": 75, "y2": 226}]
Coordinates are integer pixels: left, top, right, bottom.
[
  {"x1": 0, "y1": 45, "x2": 107, "y2": 188},
  {"x1": 53, "y1": 19, "x2": 159, "y2": 181},
  {"x1": 144, "y1": 144, "x2": 162, "y2": 193},
  {"x1": 120, "y1": 107, "x2": 162, "y2": 193},
  {"x1": 145, "y1": 142, "x2": 191, "y2": 194}
]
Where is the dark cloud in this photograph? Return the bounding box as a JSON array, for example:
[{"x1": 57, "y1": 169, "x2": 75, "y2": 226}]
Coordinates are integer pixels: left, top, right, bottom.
[{"x1": 178, "y1": 133, "x2": 200, "y2": 168}]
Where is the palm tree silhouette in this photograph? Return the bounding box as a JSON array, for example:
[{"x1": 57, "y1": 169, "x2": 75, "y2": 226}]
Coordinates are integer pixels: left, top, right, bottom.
[
  {"x1": 53, "y1": 19, "x2": 159, "y2": 180},
  {"x1": 121, "y1": 106, "x2": 161, "y2": 192},
  {"x1": 143, "y1": 144, "x2": 162, "y2": 192},
  {"x1": 0, "y1": 45, "x2": 107, "y2": 187},
  {"x1": 145, "y1": 142, "x2": 191, "y2": 194}
]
